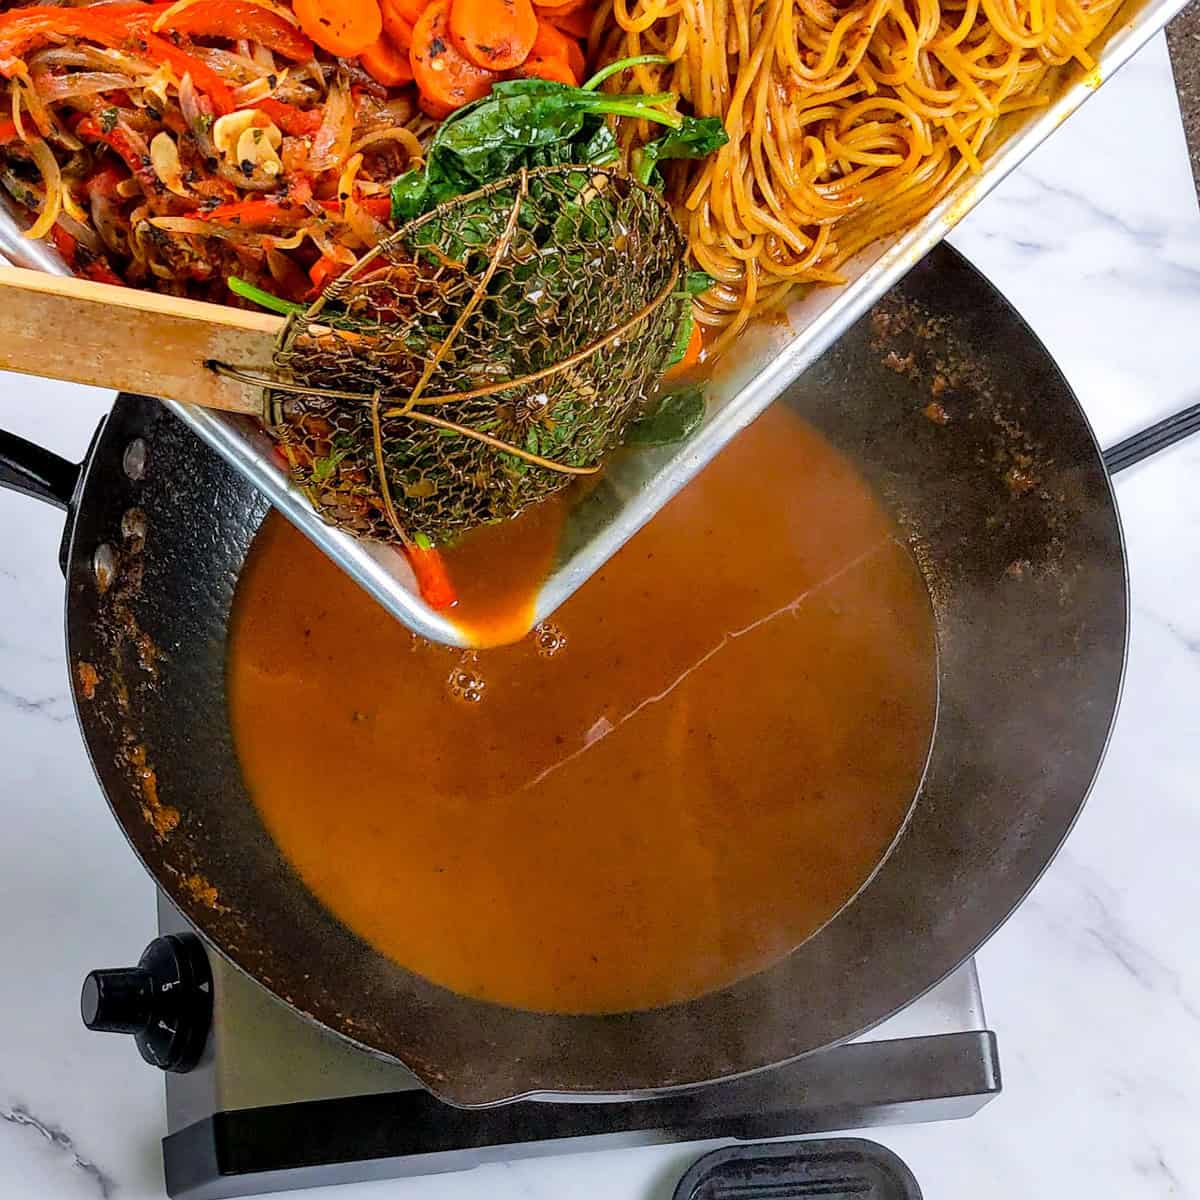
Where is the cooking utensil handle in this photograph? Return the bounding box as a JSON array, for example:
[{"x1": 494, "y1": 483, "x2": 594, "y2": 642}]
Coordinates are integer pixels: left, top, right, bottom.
[
  {"x1": 0, "y1": 426, "x2": 79, "y2": 510},
  {"x1": 1104, "y1": 401, "x2": 1200, "y2": 474},
  {"x1": 0, "y1": 265, "x2": 279, "y2": 415}
]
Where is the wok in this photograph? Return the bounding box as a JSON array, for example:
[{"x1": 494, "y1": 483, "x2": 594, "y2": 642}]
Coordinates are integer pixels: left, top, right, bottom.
[{"x1": 0, "y1": 246, "x2": 1142, "y2": 1106}]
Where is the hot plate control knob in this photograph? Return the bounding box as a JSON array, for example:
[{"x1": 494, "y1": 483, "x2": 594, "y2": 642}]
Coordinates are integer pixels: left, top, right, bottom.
[{"x1": 81, "y1": 933, "x2": 212, "y2": 1073}]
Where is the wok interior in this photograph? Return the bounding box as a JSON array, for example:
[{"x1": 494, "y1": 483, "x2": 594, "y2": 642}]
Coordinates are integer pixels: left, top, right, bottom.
[{"x1": 67, "y1": 248, "x2": 1126, "y2": 1106}]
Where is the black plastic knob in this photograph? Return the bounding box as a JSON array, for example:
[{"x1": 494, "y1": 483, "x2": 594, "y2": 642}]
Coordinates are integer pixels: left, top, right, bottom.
[{"x1": 82, "y1": 934, "x2": 212, "y2": 1073}]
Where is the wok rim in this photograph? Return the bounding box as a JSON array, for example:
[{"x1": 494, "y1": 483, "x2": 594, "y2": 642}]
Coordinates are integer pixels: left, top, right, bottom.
[{"x1": 61, "y1": 244, "x2": 1130, "y2": 1107}]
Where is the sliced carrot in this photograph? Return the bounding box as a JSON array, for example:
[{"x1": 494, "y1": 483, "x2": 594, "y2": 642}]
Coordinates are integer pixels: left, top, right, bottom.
[
  {"x1": 530, "y1": 19, "x2": 583, "y2": 80},
  {"x1": 292, "y1": 0, "x2": 381, "y2": 56},
  {"x1": 390, "y1": 0, "x2": 431, "y2": 26},
  {"x1": 360, "y1": 32, "x2": 414, "y2": 85},
  {"x1": 665, "y1": 316, "x2": 702, "y2": 377},
  {"x1": 515, "y1": 51, "x2": 577, "y2": 84},
  {"x1": 539, "y1": 2, "x2": 591, "y2": 38},
  {"x1": 403, "y1": 542, "x2": 457, "y2": 610},
  {"x1": 380, "y1": 0, "x2": 415, "y2": 48},
  {"x1": 419, "y1": 92, "x2": 456, "y2": 119},
  {"x1": 449, "y1": 0, "x2": 537, "y2": 72},
  {"x1": 410, "y1": 0, "x2": 497, "y2": 112}
]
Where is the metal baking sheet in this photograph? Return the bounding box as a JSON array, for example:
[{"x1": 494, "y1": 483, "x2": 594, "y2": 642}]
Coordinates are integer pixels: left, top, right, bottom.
[{"x1": 0, "y1": 0, "x2": 1185, "y2": 645}]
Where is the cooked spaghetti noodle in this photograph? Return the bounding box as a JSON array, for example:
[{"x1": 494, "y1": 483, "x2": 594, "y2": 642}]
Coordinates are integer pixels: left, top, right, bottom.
[{"x1": 595, "y1": 0, "x2": 1125, "y2": 349}]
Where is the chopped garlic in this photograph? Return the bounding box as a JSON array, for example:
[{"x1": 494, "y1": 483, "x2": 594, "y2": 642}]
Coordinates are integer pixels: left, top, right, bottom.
[
  {"x1": 213, "y1": 109, "x2": 283, "y2": 181},
  {"x1": 149, "y1": 131, "x2": 190, "y2": 198}
]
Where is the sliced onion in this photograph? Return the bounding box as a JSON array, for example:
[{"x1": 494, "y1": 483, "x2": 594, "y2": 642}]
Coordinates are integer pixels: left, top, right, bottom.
[
  {"x1": 31, "y1": 44, "x2": 157, "y2": 77},
  {"x1": 336, "y1": 152, "x2": 362, "y2": 208},
  {"x1": 1, "y1": 175, "x2": 104, "y2": 254},
  {"x1": 308, "y1": 77, "x2": 353, "y2": 175},
  {"x1": 136, "y1": 63, "x2": 175, "y2": 113},
  {"x1": 91, "y1": 186, "x2": 129, "y2": 254},
  {"x1": 148, "y1": 217, "x2": 225, "y2": 235},
  {"x1": 113, "y1": 118, "x2": 152, "y2": 170},
  {"x1": 309, "y1": 227, "x2": 357, "y2": 266},
  {"x1": 265, "y1": 245, "x2": 308, "y2": 294},
  {"x1": 60, "y1": 178, "x2": 89, "y2": 225},
  {"x1": 191, "y1": 46, "x2": 271, "y2": 84},
  {"x1": 178, "y1": 73, "x2": 215, "y2": 160},
  {"x1": 265, "y1": 227, "x2": 309, "y2": 250},
  {"x1": 289, "y1": 58, "x2": 327, "y2": 92},
  {"x1": 249, "y1": 42, "x2": 276, "y2": 73},
  {"x1": 11, "y1": 85, "x2": 27, "y2": 144},
  {"x1": 24, "y1": 137, "x2": 63, "y2": 240},
  {"x1": 379, "y1": 97, "x2": 420, "y2": 125},
  {"x1": 214, "y1": 160, "x2": 280, "y2": 192},
  {"x1": 231, "y1": 68, "x2": 287, "y2": 106},
  {"x1": 346, "y1": 202, "x2": 387, "y2": 248},
  {"x1": 147, "y1": 216, "x2": 258, "y2": 246},
  {"x1": 15, "y1": 75, "x2": 54, "y2": 137},
  {"x1": 30, "y1": 71, "x2": 133, "y2": 102},
  {"x1": 64, "y1": 218, "x2": 102, "y2": 256},
  {"x1": 348, "y1": 126, "x2": 423, "y2": 163}
]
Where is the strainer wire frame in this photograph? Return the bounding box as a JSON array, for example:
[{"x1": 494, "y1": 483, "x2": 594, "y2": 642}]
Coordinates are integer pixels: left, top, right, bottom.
[{"x1": 211, "y1": 165, "x2": 686, "y2": 541}]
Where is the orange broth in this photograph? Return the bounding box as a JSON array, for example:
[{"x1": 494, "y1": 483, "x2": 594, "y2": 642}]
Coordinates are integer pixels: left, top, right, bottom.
[{"x1": 226, "y1": 404, "x2": 936, "y2": 1013}]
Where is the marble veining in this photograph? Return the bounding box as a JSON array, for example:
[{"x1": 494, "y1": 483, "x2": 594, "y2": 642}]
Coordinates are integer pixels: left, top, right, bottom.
[
  {"x1": 1, "y1": 1107, "x2": 114, "y2": 1199},
  {"x1": 0, "y1": 31, "x2": 1198, "y2": 1200}
]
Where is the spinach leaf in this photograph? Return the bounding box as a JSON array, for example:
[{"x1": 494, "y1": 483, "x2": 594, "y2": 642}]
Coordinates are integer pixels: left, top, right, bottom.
[
  {"x1": 390, "y1": 57, "x2": 724, "y2": 223},
  {"x1": 579, "y1": 120, "x2": 619, "y2": 166},
  {"x1": 684, "y1": 269, "x2": 714, "y2": 295},
  {"x1": 666, "y1": 304, "x2": 695, "y2": 367},
  {"x1": 627, "y1": 384, "x2": 707, "y2": 447},
  {"x1": 632, "y1": 116, "x2": 729, "y2": 186}
]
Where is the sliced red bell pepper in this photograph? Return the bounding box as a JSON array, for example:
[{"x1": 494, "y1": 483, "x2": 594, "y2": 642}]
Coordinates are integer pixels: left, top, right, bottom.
[
  {"x1": 84, "y1": 162, "x2": 127, "y2": 199},
  {"x1": 249, "y1": 98, "x2": 323, "y2": 138},
  {"x1": 47, "y1": 223, "x2": 125, "y2": 286},
  {"x1": 0, "y1": 4, "x2": 233, "y2": 113},
  {"x1": 76, "y1": 115, "x2": 161, "y2": 193},
  {"x1": 307, "y1": 253, "x2": 343, "y2": 294},
  {"x1": 141, "y1": 32, "x2": 236, "y2": 114},
  {"x1": 48, "y1": 223, "x2": 76, "y2": 262},
  {"x1": 77, "y1": 253, "x2": 126, "y2": 286},
  {"x1": 317, "y1": 195, "x2": 392, "y2": 220},
  {"x1": 157, "y1": 1, "x2": 314, "y2": 63}
]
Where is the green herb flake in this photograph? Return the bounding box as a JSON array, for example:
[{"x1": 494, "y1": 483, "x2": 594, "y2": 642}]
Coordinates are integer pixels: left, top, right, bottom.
[{"x1": 310, "y1": 446, "x2": 350, "y2": 483}]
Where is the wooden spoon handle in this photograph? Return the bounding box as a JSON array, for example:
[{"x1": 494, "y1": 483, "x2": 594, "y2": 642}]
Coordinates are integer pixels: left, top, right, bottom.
[{"x1": 0, "y1": 265, "x2": 282, "y2": 414}]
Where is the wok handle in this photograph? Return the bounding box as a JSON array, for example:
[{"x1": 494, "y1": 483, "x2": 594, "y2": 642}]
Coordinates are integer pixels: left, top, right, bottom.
[
  {"x1": 0, "y1": 426, "x2": 79, "y2": 510},
  {"x1": 1104, "y1": 401, "x2": 1200, "y2": 474}
]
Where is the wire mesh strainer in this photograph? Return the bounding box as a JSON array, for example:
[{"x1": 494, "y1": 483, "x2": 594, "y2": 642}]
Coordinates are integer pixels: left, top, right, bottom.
[{"x1": 236, "y1": 164, "x2": 688, "y2": 545}]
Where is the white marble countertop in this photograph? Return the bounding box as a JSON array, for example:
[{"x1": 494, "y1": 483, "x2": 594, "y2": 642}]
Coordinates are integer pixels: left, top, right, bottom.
[{"x1": 2, "y1": 32, "x2": 1199, "y2": 1200}]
